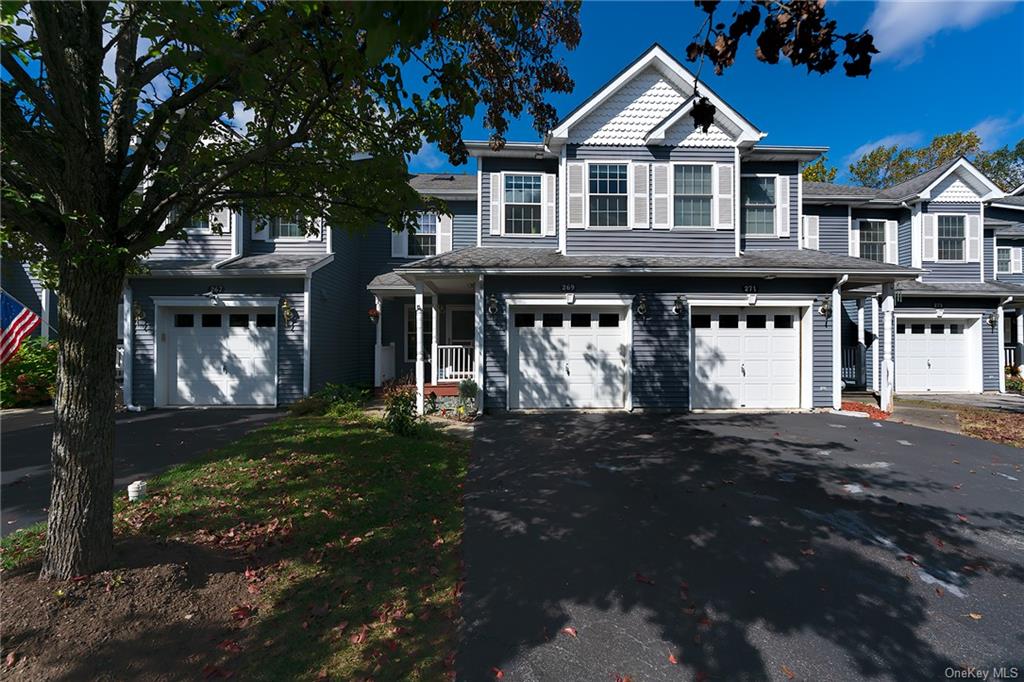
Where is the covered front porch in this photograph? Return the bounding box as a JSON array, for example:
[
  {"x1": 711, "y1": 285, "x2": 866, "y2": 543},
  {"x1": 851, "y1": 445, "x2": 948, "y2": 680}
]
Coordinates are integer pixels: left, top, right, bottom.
[{"x1": 367, "y1": 271, "x2": 483, "y2": 414}]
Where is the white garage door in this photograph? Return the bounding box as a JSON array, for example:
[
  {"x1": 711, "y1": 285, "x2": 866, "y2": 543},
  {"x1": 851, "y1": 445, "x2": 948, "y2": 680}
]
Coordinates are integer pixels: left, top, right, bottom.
[
  {"x1": 691, "y1": 307, "x2": 801, "y2": 409},
  {"x1": 510, "y1": 307, "x2": 628, "y2": 409},
  {"x1": 895, "y1": 318, "x2": 973, "y2": 392},
  {"x1": 169, "y1": 309, "x2": 276, "y2": 405}
]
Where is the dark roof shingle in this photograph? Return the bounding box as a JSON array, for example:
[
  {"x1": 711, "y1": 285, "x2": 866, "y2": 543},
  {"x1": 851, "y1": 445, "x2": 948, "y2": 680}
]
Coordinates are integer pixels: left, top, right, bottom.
[
  {"x1": 803, "y1": 182, "x2": 878, "y2": 200},
  {"x1": 409, "y1": 173, "x2": 475, "y2": 197}
]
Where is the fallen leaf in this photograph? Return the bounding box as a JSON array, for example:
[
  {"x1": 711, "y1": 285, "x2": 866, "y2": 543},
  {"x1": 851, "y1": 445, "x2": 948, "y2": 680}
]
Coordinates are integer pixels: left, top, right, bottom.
[
  {"x1": 615, "y1": 676, "x2": 633, "y2": 682},
  {"x1": 561, "y1": 626, "x2": 578, "y2": 638},
  {"x1": 668, "y1": 653, "x2": 679, "y2": 665},
  {"x1": 967, "y1": 612, "x2": 982, "y2": 621},
  {"x1": 935, "y1": 587, "x2": 944, "y2": 597},
  {"x1": 952, "y1": 484, "x2": 961, "y2": 490},
  {"x1": 202, "y1": 664, "x2": 234, "y2": 679},
  {"x1": 800, "y1": 547, "x2": 815, "y2": 556},
  {"x1": 956, "y1": 514, "x2": 969, "y2": 523},
  {"x1": 217, "y1": 640, "x2": 242, "y2": 653},
  {"x1": 230, "y1": 605, "x2": 254, "y2": 622},
  {"x1": 635, "y1": 572, "x2": 655, "y2": 585},
  {"x1": 5, "y1": 652, "x2": 16, "y2": 667},
  {"x1": 492, "y1": 667, "x2": 504, "y2": 679},
  {"x1": 782, "y1": 664, "x2": 796, "y2": 679}
]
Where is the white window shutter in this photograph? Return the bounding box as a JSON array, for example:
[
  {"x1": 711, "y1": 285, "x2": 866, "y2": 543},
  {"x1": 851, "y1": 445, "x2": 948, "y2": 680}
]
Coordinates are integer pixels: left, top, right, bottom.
[
  {"x1": 489, "y1": 173, "x2": 502, "y2": 235},
  {"x1": 922, "y1": 214, "x2": 937, "y2": 261},
  {"x1": 1013, "y1": 247, "x2": 1023, "y2": 273},
  {"x1": 251, "y1": 215, "x2": 269, "y2": 241},
  {"x1": 437, "y1": 214, "x2": 453, "y2": 253},
  {"x1": 803, "y1": 215, "x2": 819, "y2": 250},
  {"x1": 849, "y1": 220, "x2": 860, "y2": 257},
  {"x1": 652, "y1": 162, "x2": 670, "y2": 229},
  {"x1": 885, "y1": 220, "x2": 898, "y2": 264},
  {"x1": 632, "y1": 162, "x2": 650, "y2": 229},
  {"x1": 715, "y1": 163, "x2": 734, "y2": 230},
  {"x1": 966, "y1": 214, "x2": 981, "y2": 262},
  {"x1": 542, "y1": 173, "x2": 556, "y2": 236},
  {"x1": 391, "y1": 228, "x2": 407, "y2": 258},
  {"x1": 775, "y1": 176, "x2": 790, "y2": 237},
  {"x1": 566, "y1": 162, "x2": 585, "y2": 229}
]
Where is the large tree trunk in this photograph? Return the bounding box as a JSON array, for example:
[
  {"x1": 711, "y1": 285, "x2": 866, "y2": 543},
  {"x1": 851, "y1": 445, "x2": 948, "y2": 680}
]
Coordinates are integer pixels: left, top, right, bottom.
[{"x1": 39, "y1": 259, "x2": 125, "y2": 580}]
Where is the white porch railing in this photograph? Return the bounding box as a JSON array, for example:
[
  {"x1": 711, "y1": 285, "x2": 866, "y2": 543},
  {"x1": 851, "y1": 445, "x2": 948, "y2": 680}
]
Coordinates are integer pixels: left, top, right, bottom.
[
  {"x1": 1005, "y1": 346, "x2": 1019, "y2": 369},
  {"x1": 842, "y1": 346, "x2": 866, "y2": 386},
  {"x1": 437, "y1": 345, "x2": 474, "y2": 382}
]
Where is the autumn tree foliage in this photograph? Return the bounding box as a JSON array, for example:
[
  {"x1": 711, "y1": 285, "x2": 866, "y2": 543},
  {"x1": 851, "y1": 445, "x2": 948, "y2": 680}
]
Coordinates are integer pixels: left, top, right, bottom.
[{"x1": 802, "y1": 156, "x2": 838, "y2": 183}]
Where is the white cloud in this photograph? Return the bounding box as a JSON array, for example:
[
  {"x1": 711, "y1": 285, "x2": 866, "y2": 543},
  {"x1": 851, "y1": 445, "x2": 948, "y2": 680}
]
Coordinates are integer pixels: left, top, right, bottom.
[
  {"x1": 867, "y1": 0, "x2": 1012, "y2": 66},
  {"x1": 971, "y1": 114, "x2": 1024, "y2": 149},
  {"x1": 408, "y1": 139, "x2": 447, "y2": 171},
  {"x1": 845, "y1": 131, "x2": 924, "y2": 166}
]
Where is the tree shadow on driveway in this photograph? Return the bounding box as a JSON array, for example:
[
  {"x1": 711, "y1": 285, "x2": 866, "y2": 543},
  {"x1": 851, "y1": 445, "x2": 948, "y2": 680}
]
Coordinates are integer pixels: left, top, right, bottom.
[{"x1": 459, "y1": 412, "x2": 1024, "y2": 681}]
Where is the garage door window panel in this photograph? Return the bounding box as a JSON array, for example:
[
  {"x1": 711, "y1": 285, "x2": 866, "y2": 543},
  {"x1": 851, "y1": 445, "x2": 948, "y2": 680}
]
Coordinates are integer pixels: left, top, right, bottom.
[
  {"x1": 175, "y1": 314, "x2": 194, "y2": 327},
  {"x1": 229, "y1": 314, "x2": 249, "y2": 328},
  {"x1": 201, "y1": 313, "x2": 222, "y2": 328}
]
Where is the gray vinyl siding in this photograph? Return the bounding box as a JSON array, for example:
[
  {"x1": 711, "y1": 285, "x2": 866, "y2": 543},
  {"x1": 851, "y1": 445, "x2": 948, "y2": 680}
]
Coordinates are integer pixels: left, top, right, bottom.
[
  {"x1": 248, "y1": 231, "x2": 327, "y2": 256},
  {"x1": 309, "y1": 255, "x2": 362, "y2": 390},
  {"x1": 740, "y1": 161, "x2": 799, "y2": 252},
  {"x1": 893, "y1": 298, "x2": 1001, "y2": 392},
  {"x1": 148, "y1": 232, "x2": 233, "y2": 261},
  {"x1": 450, "y1": 200, "x2": 478, "y2": 251},
  {"x1": 127, "y1": 277, "x2": 306, "y2": 406},
  {"x1": 480, "y1": 157, "x2": 559, "y2": 249},
  {"x1": 994, "y1": 236, "x2": 1024, "y2": 285},
  {"x1": 567, "y1": 230, "x2": 734, "y2": 256},
  {"x1": 482, "y1": 275, "x2": 834, "y2": 411},
  {"x1": 984, "y1": 229, "x2": 995, "y2": 281},
  {"x1": 920, "y1": 201, "x2": 982, "y2": 282},
  {"x1": 803, "y1": 204, "x2": 849, "y2": 256},
  {"x1": 1, "y1": 257, "x2": 47, "y2": 336}
]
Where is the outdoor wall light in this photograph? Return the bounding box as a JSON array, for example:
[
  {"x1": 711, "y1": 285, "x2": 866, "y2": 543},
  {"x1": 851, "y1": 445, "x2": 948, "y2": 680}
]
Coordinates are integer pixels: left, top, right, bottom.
[
  {"x1": 487, "y1": 294, "x2": 499, "y2": 317},
  {"x1": 634, "y1": 294, "x2": 649, "y2": 320},
  {"x1": 281, "y1": 297, "x2": 299, "y2": 329},
  {"x1": 672, "y1": 295, "x2": 684, "y2": 316},
  {"x1": 986, "y1": 311, "x2": 999, "y2": 329},
  {"x1": 818, "y1": 298, "x2": 832, "y2": 318}
]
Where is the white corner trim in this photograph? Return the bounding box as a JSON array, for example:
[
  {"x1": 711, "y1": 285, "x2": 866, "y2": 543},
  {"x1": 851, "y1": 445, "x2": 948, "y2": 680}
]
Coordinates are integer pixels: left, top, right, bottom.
[
  {"x1": 303, "y1": 276, "x2": 311, "y2": 397},
  {"x1": 801, "y1": 305, "x2": 813, "y2": 410},
  {"x1": 476, "y1": 168, "x2": 483, "y2": 248},
  {"x1": 559, "y1": 146, "x2": 568, "y2": 253},
  {"x1": 122, "y1": 287, "x2": 133, "y2": 406}
]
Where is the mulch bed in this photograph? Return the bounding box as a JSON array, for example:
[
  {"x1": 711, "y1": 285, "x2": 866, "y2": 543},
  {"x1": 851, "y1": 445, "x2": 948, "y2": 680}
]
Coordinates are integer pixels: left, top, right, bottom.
[
  {"x1": 2, "y1": 537, "x2": 256, "y2": 681},
  {"x1": 841, "y1": 400, "x2": 891, "y2": 420}
]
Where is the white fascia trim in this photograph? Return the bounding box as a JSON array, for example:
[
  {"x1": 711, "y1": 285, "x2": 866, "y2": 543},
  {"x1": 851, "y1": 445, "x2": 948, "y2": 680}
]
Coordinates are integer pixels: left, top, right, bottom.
[
  {"x1": 151, "y1": 295, "x2": 280, "y2": 308},
  {"x1": 399, "y1": 267, "x2": 919, "y2": 278},
  {"x1": 559, "y1": 146, "x2": 568, "y2": 254},
  {"x1": 140, "y1": 269, "x2": 307, "y2": 278},
  {"x1": 919, "y1": 158, "x2": 1003, "y2": 201},
  {"x1": 894, "y1": 312, "x2": 983, "y2": 321},
  {"x1": 505, "y1": 294, "x2": 632, "y2": 307},
  {"x1": 549, "y1": 45, "x2": 762, "y2": 145},
  {"x1": 688, "y1": 296, "x2": 817, "y2": 308},
  {"x1": 988, "y1": 202, "x2": 1024, "y2": 211}
]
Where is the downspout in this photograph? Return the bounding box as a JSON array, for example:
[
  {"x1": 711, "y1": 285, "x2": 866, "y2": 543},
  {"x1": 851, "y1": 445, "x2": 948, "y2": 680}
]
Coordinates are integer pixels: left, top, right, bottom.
[
  {"x1": 998, "y1": 297, "x2": 1012, "y2": 393},
  {"x1": 831, "y1": 274, "x2": 848, "y2": 410}
]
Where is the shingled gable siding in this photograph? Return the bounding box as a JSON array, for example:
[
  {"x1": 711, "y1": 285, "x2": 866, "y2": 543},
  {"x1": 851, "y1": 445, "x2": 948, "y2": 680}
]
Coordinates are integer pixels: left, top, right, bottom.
[
  {"x1": 739, "y1": 160, "x2": 799, "y2": 252},
  {"x1": 564, "y1": 145, "x2": 735, "y2": 256},
  {"x1": 892, "y1": 297, "x2": 1002, "y2": 392},
  {"x1": 128, "y1": 277, "x2": 306, "y2": 406},
  {"x1": 921, "y1": 201, "x2": 982, "y2": 282},
  {"x1": 481, "y1": 275, "x2": 835, "y2": 411},
  {"x1": 480, "y1": 157, "x2": 560, "y2": 249},
  {"x1": 803, "y1": 204, "x2": 849, "y2": 256}
]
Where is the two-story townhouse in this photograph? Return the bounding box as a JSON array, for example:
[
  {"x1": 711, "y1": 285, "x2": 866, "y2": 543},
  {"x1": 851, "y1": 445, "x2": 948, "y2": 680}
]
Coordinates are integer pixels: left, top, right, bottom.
[
  {"x1": 804, "y1": 157, "x2": 1022, "y2": 396},
  {"x1": 369, "y1": 44, "x2": 921, "y2": 414},
  {"x1": 988, "y1": 188, "x2": 1024, "y2": 371}
]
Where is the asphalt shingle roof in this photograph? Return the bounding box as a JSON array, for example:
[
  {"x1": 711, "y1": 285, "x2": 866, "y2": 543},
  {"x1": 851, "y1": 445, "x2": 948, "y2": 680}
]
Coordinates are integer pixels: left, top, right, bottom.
[
  {"x1": 991, "y1": 195, "x2": 1024, "y2": 207},
  {"x1": 875, "y1": 158, "x2": 960, "y2": 201},
  {"x1": 851, "y1": 280, "x2": 1024, "y2": 297},
  {"x1": 367, "y1": 271, "x2": 413, "y2": 291},
  {"x1": 396, "y1": 246, "x2": 918, "y2": 276},
  {"x1": 409, "y1": 173, "x2": 476, "y2": 198},
  {"x1": 803, "y1": 182, "x2": 878, "y2": 199},
  {"x1": 140, "y1": 253, "x2": 327, "y2": 275}
]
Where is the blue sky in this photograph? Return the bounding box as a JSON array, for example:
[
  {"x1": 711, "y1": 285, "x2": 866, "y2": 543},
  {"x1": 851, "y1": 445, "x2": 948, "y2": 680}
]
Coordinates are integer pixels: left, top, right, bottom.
[{"x1": 410, "y1": 1, "x2": 1024, "y2": 182}]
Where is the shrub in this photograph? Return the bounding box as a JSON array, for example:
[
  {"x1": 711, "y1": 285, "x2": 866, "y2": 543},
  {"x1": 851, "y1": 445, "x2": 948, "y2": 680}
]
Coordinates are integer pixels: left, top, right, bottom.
[
  {"x1": 382, "y1": 382, "x2": 418, "y2": 436},
  {"x1": 289, "y1": 394, "x2": 330, "y2": 416},
  {"x1": 290, "y1": 382, "x2": 371, "y2": 418},
  {"x1": 1007, "y1": 375, "x2": 1024, "y2": 395},
  {"x1": 1, "y1": 337, "x2": 58, "y2": 408}
]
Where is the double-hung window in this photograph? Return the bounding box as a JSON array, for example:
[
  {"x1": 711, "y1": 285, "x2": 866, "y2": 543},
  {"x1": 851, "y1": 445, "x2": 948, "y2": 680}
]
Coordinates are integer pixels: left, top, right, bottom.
[
  {"x1": 741, "y1": 176, "x2": 775, "y2": 236},
  {"x1": 169, "y1": 208, "x2": 210, "y2": 232},
  {"x1": 859, "y1": 220, "x2": 886, "y2": 262},
  {"x1": 409, "y1": 213, "x2": 437, "y2": 256},
  {"x1": 588, "y1": 163, "x2": 629, "y2": 227},
  {"x1": 504, "y1": 174, "x2": 542, "y2": 235},
  {"x1": 936, "y1": 215, "x2": 965, "y2": 261},
  {"x1": 271, "y1": 214, "x2": 304, "y2": 239},
  {"x1": 997, "y1": 246, "x2": 1012, "y2": 274},
  {"x1": 674, "y1": 165, "x2": 713, "y2": 228}
]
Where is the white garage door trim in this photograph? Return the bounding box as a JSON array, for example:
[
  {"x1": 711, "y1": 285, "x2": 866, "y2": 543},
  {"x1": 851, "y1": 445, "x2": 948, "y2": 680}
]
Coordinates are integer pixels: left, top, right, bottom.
[
  {"x1": 153, "y1": 295, "x2": 280, "y2": 407},
  {"x1": 505, "y1": 295, "x2": 632, "y2": 410},
  {"x1": 688, "y1": 300, "x2": 813, "y2": 410},
  {"x1": 894, "y1": 313, "x2": 982, "y2": 394}
]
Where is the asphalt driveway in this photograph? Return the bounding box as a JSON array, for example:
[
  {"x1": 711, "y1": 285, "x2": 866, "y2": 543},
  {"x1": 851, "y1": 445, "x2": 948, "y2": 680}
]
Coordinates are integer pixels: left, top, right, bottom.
[
  {"x1": 1, "y1": 407, "x2": 284, "y2": 535},
  {"x1": 460, "y1": 412, "x2": 1024, "y2": 681}
]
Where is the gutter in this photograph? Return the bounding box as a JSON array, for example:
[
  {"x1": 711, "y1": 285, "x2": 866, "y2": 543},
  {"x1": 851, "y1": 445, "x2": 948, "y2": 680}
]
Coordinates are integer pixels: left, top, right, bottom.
[
  {"x1": 213, "y1": 253, "x2": 243, "y2": 269},
  {"x1": 834, "y1": 274, "x2": 849, "y2": 291},
  {"x1": 395, "y1": 266, "x2": 921, "y2": 278}
]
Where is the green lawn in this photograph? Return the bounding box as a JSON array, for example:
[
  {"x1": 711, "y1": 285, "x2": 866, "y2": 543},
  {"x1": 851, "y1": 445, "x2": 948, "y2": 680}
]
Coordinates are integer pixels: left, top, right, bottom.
[{"x1": 2, "y1": 414, "x2": 469, "y2": 680}]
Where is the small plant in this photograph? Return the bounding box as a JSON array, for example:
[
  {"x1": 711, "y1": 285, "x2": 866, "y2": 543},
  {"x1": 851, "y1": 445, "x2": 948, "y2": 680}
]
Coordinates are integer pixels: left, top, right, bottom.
[
  {"x1": 1007, "y1": 374, "x2": 1024, "y2": 395},
  {"x1": 289, "y1": 394, "x2": 330, "y2": 416},
  {"x1": 426, "y1": 391, "x2": 438, "y2": 414},
  {"x1": 382, "y1": 382, "x2": 418, "y2": 436},
  {"x1": 458, "y1": 378, "x2": 479, "y2": 413},
  {"x1": 1, "y1": 337, "x2": 58, "y2": 408},
  {"x1": 290, "y1": 382, "x2": 371, "y2": 418}
]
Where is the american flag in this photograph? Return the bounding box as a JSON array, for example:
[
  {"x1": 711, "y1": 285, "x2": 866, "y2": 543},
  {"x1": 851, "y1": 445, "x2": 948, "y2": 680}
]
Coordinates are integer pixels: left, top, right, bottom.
[{"x1": 1, "y1": 290, "x2": 42, "y2": 365}]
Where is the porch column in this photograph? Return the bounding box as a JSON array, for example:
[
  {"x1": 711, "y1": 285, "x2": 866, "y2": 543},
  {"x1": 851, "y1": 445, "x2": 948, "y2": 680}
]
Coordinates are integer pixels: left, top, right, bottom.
[
  {"x1": 373, "y1": 295, "x2": 383, "y2": 388},
  {"x1": 880, "y1": 283, "x2": 895, "y2": 412},
  {"x1": 474, "y1": 275, "x2": 484, "y2": 415},
  {"x1": 871, "y1": 297, "x2": 880, "y2": 392},
  {"x1": 856, "y1": 298, "x2": 866, "y2": 388},
  {"x1": 997, "y1": 302, "x2": 1006, "y2": 393},
  {"x1": 430, "y1": 296, "x2": 439, "y2": 386},
  {"x1": 415, "y1": 283, "x2": 425, "y2": 415},
  {"x1": 1017, "y1": 310, "x2": 1024, "y2": 374},
  {"x1": 831, "y1": 286, "x2": 841, "y2": 410}
]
